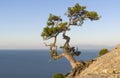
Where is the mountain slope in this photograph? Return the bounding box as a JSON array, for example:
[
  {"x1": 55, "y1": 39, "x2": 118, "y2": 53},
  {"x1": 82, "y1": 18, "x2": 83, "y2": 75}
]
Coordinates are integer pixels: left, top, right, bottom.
[{"x1": 76, "y1": 44, "x2": 120, "y2": 78}]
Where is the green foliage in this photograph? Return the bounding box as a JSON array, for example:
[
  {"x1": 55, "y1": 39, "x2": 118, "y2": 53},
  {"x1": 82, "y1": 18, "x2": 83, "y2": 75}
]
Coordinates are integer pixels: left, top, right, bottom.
[
  {"x1": 68, "y1": 3, "x2": 86, "y2": 16},
  {"x1": 58, "y1": 22, "x2": 68, "y2": 30},
  {"x1": 47, "y1": 21, "x2": 54, "y2": 26},
  {"x1": 41, "y1": 3, "x2": 100, "y2": 69},
  {"x1": 41, "y1": 22, "x2": 68, "y2": 40},
  {"x1": 85, "y1": 11, "x2": 99, "y2": 20},
  {"x1": 53, "y1": 73, "x2": 66, "y2": 78},
  {"x1": 67, "y1": 47, "x2": 81, "y2": 56},
  {"x1": 71, "y1": 51, "x2": 81, "y2": 56},
  {"x1": 99, "y1": 48, "x2": 109, "y2": 56},
  {"x1": 41, "y1": 3, "x2": 100, "y2": 40},
  {"x1": 47, "y1": 14, "x2": 62, "y2": 26},
  {"x1": 48, "y1": 14, "x2": 61, "y2": 22},
  {"x1": 67, "y1": 3, "x2": 100, "y2": 26}
]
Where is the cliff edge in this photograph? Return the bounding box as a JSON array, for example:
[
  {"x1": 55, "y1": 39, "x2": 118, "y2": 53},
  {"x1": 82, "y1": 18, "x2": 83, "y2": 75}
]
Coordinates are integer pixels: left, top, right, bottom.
[{"x1": 75, "y1": 44, "x2": 120, "y2": 78}]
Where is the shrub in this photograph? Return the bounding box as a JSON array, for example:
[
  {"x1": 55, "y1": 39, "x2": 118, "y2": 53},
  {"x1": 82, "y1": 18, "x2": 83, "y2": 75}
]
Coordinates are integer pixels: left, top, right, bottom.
[
  {"x1": 99, "y1": 48, "x2": 109, "y2": 56},
  {"x1": 53, "y1": 73, "x2": 66, "y2": 78}
]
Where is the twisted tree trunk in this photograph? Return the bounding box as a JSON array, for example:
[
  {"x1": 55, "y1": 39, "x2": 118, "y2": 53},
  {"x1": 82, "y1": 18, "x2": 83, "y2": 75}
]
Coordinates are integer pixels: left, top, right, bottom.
[
  {"x1": 62, "y1": 24, "x2": 77, "y2": 69},
  {"x1": 45, "y1": 22, "x2": 84, "y2": 69},
  {"x1": 63, "y1": 50, "x2": 77, "y2": 68}
]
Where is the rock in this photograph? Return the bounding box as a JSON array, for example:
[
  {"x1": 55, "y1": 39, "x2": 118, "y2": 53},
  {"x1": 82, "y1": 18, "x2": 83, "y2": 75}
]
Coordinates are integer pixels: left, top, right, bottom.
[
  {"x1": 66, "y1": 62, "x2": 86, "y2": 78},
  {"x1": 66, "y1": 59, "x2": 95, "y2": 78},
  {"x1": 74, "y1": 44, "x2": 120, "y2": 78}
]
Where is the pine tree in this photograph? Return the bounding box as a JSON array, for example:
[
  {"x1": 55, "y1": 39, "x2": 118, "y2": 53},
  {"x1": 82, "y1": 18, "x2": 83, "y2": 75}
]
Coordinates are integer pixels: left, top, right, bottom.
[{"x1": 41, "y1": 3, "x2": 100, "y2": 69}]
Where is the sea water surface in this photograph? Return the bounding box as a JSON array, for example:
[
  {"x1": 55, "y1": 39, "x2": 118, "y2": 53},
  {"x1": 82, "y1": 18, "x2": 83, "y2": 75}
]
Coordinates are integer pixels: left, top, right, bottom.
[{"x1": 0, "y1": 50, "x2": 98, "y2": 78}]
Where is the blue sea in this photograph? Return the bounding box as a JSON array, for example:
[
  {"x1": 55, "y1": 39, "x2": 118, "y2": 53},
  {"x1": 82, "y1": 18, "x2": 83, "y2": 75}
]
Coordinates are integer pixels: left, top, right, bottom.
[{"x1": 0, "y1": 50, "x2": 99, "y2": 78}]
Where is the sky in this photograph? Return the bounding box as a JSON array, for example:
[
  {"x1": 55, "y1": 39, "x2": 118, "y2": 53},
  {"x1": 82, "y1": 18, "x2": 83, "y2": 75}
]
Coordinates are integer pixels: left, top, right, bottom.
[{"x1": 0, "y1": 0, "x2": 120, "y2": 50}]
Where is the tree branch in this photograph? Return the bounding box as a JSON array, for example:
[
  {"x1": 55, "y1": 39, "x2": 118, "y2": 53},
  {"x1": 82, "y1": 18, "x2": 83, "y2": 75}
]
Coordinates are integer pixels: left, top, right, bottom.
[
  {"x1": 52, "y1": 52, "x2": 64, "y2": 60},
  {"x1": 62, "y1": 22, "x2": 71, "y2": 51},
  {"x1": 44, "y1": 35, "x2": 61, "y2": 60},
  {"x1": 63, "y1": 31, "x2": 70, "y2": 48}
]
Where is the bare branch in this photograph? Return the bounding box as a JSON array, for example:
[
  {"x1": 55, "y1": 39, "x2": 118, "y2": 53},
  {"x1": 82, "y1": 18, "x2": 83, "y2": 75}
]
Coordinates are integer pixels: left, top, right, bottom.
[
  {"x1": 44, "y1": 42, "x2": 50, "y2": 46},
  {"x1": 52, "y1": 52, "x2": 64, "y2": 60}
]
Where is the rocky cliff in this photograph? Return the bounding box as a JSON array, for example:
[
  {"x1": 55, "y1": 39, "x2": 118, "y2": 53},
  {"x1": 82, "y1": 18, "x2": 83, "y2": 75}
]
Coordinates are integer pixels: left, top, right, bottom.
[{"x1": 75, "y1": 44, "x2": 120, "y2": 78}]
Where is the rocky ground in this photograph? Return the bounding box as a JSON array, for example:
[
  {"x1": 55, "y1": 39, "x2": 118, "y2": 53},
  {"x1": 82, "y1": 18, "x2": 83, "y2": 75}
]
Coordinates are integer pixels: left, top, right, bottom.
[{"x1": 67, "y1": 44, "x2": 120, "y2": 78}]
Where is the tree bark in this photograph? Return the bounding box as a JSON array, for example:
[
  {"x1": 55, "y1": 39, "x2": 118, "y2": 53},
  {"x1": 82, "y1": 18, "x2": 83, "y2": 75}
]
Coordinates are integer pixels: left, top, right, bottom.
[
  {"x1": 62, "y1": 23, "x2": 77, "y2": 69},
  {"x1": 63, "y1": 50, "x2": 77, "y2": 69},
  {"x1": 45, "y1": 21, "x2": 83, "y2": 69},
  {"x1": 52, "y1": 52, "x2": 64, "y2": 60}
]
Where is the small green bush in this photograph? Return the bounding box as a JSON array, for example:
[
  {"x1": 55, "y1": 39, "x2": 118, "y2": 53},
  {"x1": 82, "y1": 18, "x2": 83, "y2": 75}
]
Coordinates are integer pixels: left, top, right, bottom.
[
  {"x1": 99, "y1": 48, "x2": 109, "y2": 56},
  {"x1": 53, "y1": 73, "x2": 66, "y2": 78}
]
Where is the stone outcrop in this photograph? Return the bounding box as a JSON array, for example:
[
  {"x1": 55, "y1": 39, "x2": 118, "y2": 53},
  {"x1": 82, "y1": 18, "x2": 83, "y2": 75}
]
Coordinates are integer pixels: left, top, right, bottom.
[{"x1": 75, "y1": 44, "x2": 120, "y2": 78}]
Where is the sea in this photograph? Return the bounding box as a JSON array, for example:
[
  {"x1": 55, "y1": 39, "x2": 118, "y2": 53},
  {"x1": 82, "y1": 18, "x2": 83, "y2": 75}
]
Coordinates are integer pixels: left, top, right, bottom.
[{"x1": 0, "y1": 49, "x2": 99, "y2": 78}]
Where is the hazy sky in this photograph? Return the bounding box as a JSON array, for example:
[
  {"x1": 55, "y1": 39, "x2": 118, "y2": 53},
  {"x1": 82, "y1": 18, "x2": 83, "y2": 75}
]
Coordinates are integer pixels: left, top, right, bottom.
[{"x1": 0, "y1": 0, "x2": 120, "y2": 49}]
